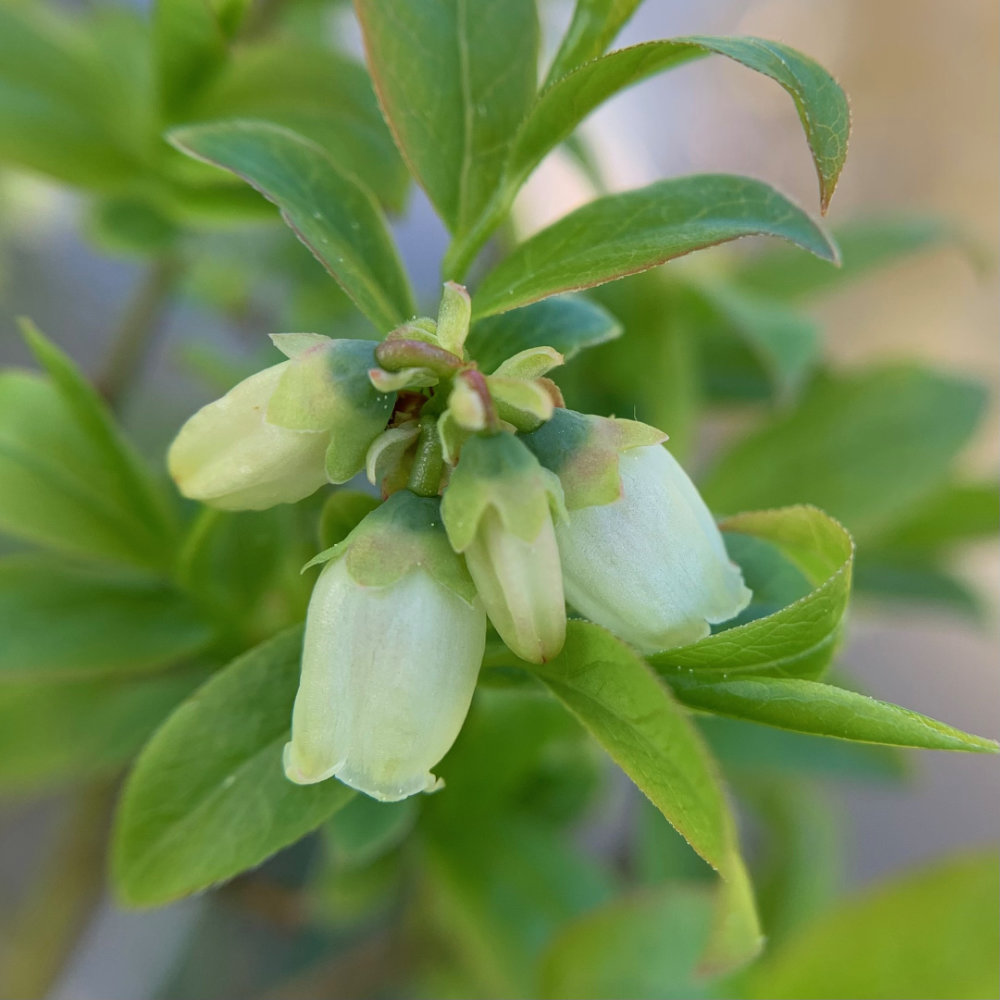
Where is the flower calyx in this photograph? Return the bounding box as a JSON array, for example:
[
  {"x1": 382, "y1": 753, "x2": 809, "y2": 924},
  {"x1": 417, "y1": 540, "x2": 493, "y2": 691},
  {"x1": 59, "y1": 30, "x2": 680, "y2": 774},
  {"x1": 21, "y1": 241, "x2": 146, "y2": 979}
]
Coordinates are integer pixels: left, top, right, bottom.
[
  {"x1": 168, "y1": 334, "x2": 394, "y2": 509},
  {"x1": 522, "y1": 407, "x2": 667, "y2": 509},
  {"x1": 305, "y1": 488, "x2": 478, "y2": 604}
]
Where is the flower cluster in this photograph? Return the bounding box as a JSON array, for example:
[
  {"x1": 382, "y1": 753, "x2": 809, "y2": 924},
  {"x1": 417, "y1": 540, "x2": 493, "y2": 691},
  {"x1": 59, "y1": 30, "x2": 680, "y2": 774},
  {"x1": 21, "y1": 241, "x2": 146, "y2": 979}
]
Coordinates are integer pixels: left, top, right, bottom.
[{"x1": 168, "y1": 285, "x2": 750, "y2": 802}]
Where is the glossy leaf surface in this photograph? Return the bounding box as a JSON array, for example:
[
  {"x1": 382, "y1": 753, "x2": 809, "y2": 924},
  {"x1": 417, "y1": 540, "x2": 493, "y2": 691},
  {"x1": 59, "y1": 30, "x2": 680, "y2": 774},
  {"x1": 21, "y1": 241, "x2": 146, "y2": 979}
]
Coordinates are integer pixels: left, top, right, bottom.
[
  {"x1": 170, "y1": 121, "x2": 415, "y2": 331},
  {"x1": 113, "y1": 628, "x2": 354, "y2": 906},
  {"x1": 473, "y1": 175, "x2": 837, "y2": 318},
  {"x1": 356, "y1": 0, "x2": 538, "y2": 234}
]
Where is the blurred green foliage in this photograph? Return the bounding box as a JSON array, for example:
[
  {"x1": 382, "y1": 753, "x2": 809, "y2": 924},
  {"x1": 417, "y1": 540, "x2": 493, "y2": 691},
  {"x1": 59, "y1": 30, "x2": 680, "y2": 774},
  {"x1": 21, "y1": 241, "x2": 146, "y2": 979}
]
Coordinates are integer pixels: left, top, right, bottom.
[{"x1": 0, "y1": 2, "x2": 995, "y2": 999}]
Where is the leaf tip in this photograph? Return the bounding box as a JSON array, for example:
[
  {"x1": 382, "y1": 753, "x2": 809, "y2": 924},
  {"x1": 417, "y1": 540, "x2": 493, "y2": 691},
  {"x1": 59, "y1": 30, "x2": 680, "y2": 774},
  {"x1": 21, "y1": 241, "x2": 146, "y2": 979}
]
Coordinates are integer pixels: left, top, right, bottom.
[
  {"x1": 164, "y1": 124, "x2": 200, "y2": 157},
  {"x1": 814, "y1": 223, "x2": 842, "y2": 267},
  {"x1": 16, "y1": 316, "x2": 57, "y2": 370}
]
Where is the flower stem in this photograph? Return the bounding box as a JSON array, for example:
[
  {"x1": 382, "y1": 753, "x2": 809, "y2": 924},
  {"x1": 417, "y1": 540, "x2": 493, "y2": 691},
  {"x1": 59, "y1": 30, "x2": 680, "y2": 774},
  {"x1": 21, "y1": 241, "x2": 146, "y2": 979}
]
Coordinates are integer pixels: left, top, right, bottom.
[
  {"x1": 0, "y1": 782, "x2": 114, "y2": 999},
  {"x1": 97, "y1": 253, "x2": 183, "y2": 413}
]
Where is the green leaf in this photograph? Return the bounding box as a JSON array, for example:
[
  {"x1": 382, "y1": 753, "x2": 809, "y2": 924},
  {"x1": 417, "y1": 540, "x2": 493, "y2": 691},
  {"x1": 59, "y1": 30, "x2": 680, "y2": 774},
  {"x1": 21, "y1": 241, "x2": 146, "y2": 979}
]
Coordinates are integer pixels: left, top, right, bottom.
[
  {"x1": 0, "y1": 555, "x2": 213, "y2": 680},
  {"x1": 513, "y1": 36, "x2": 848, "y2": 218},
  {"x1": 317, "y1": 490, "x2": 380, "y2": 550},
  {"x1": 528, "y1": 621, "x2": 762, "y2": 973},
  {"x1": 427, "y1": 685, "x2": 589, "y2": 825},
  {"x1": 719, "y1": 532, "x2": 813, "y2": 627},
  {"x1": 473, "y1": 175, "x2": 838, "y2": 318},
  {"x1": 324, "y1": 795, "x2": 417, "y2": 871},
  {"x1": 682, "y1": 36, "x2": 849, "y2": 213},
  {"x1": 176, "y1": 503, "x2": 318, "y2": 646},
  {"x1": 874, "y1": 481, "x2": 999, "y2": 554},
  {"x1": 423, "y1": 815, "x2": 615, "y2": 998},
  {"x1": 544, "y1": 0, "x2": 643, "y2": 85},
  {"x1": 539, "y1": 885, "x2": 716, "y2": 1000},
  {"x1": 0, "y1": 4, "x2": 144, "y2": 190},
  {"x1": 747, "y1": 783, "x2": 842, "y2": 948},
  {"x1": 0, "y1": 670, "x2": 205, "y2": 794},
  {"x1": 208, "y1": 0, "x2": 252, "y2": 37},
  {"x1": 650, "y1": 506, "x2": 854, "y2": 680},
  {"x1": 743, "y1": 849, "x2": 1000, "y2": 1000},
  {"x1": 452, "y1": 32, "x2": 849, "y2": 268},
  {"x1": 853, "y1": 559, "x2": 984, "y2": 619},
  {"x1": 699, "y1": 716, "x2": 907, "y2": 784},
  {"x1": 701, "y1": 367, "x2": 989, "y2": 543},
  {"x1": 169, "y1": 121, "x2": 415, "y2": 332},
  {"x1": 559, "y1": 272, "x2": 703, "y2": 460},
  {"x1": 112, "y1": 628, "x2": 355, "y2": 906},
  {"x1": 0, "y1": 329, "x2": 178, "y2": 570},
  {"x1": 689, "y1": 281, "x2": 821, "y2": 399},
  {"x1": 153, "y1": 0, "x2": 227, "y2": 119},
  {"x1": 666, "y1": 674, "x2": 998, "y2": 754},
  {"x1": 355, "y1": 0, "x2": 539, "y2": 235},
  {"x1": 466, "y1": 296, "x2": 622, "y2": 373},
  {"x1": 87, "y1": 196, "x2": 181, "y2": 256},
  {"x1": 731, "y1": 216, "x2": 973, "y2": 301},
  {"x1": 189, "y1": 41, "x2": 410, "y2": 209}
]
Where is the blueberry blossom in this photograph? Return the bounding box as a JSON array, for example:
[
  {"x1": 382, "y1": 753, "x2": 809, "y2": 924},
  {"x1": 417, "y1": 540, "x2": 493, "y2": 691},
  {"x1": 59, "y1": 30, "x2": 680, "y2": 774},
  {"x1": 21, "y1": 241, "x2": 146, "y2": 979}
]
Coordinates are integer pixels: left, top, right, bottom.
[
  {"x1": 523, "y1": 409, "x2": 751, "y2": 652},
  {"x1": 283, "y1": 489, "x2": 486, "y2": 801},
  {"x1": 168, "y1": 334, "x2": 394, "y2": 510},
  {"x1": 441, "y1": 432, "x2": 567, "y2": 663}
]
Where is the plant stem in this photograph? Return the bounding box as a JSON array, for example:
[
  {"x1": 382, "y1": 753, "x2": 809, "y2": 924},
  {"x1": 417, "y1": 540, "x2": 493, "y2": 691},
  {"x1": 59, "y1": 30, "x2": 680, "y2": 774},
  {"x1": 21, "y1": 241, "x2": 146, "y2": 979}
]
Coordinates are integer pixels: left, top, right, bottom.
[
  {"x1": 242, "y1": 0, "x2": 290, "y2": 40},
  {"x1": 0, "y1": 783, "x2": 115, "y2": 999},
  {"x1": 441, "y1": 196, "x2": 509, "y2": 282},
  {"x1": 407, "y1": 416, "x2": 444, "y2": 497},
  {"x1": 97, "y1": 254, "x2": 183, "y2": 413}
]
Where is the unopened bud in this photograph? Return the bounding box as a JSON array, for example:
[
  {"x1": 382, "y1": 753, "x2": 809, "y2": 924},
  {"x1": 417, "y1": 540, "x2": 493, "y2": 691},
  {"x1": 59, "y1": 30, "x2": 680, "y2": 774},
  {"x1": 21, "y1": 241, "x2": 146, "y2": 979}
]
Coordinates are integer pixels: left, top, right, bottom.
[{"x1": 441, "y1": 433, "x2": 566, "y2": 663}]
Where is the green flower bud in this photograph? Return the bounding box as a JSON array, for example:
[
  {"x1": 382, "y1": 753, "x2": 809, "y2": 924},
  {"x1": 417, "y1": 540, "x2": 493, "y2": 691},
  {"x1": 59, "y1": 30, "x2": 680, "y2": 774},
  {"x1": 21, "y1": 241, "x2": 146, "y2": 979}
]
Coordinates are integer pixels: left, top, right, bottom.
[
  {"x1": 435, "y1": 281, "x2": 472, "y2": 356},
  {"x1": 526, "y1": 410, "x2": 750, "y2": 652},
  {"x1": 441, "y1": 433, "x2": 567, "y2": 663},
  {"x1": 284, "y1": 491, "x2": 485, "y2": 801},
  {"x1": 168, "y1": 337, "x2": 394, "y2": 510},
  {"x1": 490, "y1": 345, "x2": 564, "y2": 378}
]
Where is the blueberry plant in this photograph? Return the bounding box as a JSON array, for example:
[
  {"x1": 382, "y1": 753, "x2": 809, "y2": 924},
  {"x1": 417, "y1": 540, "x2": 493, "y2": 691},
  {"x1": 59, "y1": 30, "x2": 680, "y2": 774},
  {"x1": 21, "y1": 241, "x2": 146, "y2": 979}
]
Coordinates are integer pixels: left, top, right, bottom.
[{"x1": 0, "y1": 1, "x2": 996, "y2": 997}]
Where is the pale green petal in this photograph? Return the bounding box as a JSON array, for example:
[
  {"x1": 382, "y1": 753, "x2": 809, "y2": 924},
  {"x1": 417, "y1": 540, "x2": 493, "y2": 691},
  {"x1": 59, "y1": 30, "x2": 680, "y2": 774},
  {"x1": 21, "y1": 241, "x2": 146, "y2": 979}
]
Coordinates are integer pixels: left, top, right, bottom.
[
  {"x1": 557, "y1": 445, "x2": 751, "y2": 653},
  {"x1": 284, "y1": 562, "x2": 485, "y2": 801},
  {"x1": 168, "y1": 363, "x2": 330, "y2": 510},
  {"x1": 464, "y1": 507, "x2": 566, "y2": 663}
]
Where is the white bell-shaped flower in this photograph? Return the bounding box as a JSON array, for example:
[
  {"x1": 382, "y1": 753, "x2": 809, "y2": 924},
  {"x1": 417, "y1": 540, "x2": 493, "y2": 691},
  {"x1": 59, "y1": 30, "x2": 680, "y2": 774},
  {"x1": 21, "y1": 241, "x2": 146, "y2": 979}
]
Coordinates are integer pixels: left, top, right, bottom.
[
  {"x1": 557, "y1": 444, "x2": 751, "y2": 652},
  {"x1": 168, "y1": 336, "x2": 393, "y2": 511},
  {"x1": 283, "y1": 490, "x2": 486, "y2": 801},
  {"x1": 168, "y1": 362, "x2": 328, "y2": 510},
  {"x1": 523, "y1": 409, "x2": 750, "y2": 653}
]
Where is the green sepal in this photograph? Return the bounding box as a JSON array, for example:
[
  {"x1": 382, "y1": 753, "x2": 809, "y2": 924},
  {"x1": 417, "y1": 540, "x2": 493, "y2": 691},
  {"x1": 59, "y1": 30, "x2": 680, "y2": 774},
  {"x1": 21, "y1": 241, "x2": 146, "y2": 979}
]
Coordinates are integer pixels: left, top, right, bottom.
[
  {"x1": 437, "y1": 411, "x2": 469, "y2": 464},
  {"x1": 491, "y1": 345, "x2": 565, "y2": 378},
  {"x1": 304, "y1": 491, "x2": 477, "y2": 605},
  {"x1": 375, "y1": 339, "x2": 463, "y2": 376},
  {"x1": 441, "y1": 432, "x2": 566, "y2": 552},
  {"x1": 267, "y1": 339, "x2": 394, "y2": 434},
  {"x1": 366, "y1": 422, "x2": 421, "y2": 489},
  {"x1": 446, "y1": 376, "x2": 489, "y2": 432},
  {"x1": 521, "y1": 408, "x2": 666, "y2": 509},
  {"x1": 269, "y1": 333, "x2": 331, "y2": 359},
  {"x1": 383, "y1": 319, "x2": 441, "y2": 348},
  {"x1": 368, "y1": 366, "x2": 439, "y2": 393},
  {"x1": 436, "y1": 281, "x2": 472, "y2": 356},
  {"x1": 272, "y1": 340, "x2": 395, "y2": 485},
  {"x1": 487, "y1": 376, "x2": 555, "y2": 430}
]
